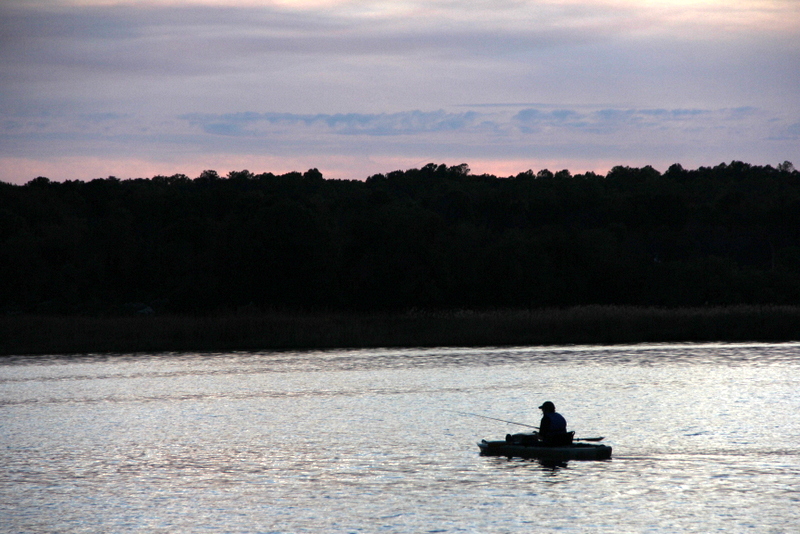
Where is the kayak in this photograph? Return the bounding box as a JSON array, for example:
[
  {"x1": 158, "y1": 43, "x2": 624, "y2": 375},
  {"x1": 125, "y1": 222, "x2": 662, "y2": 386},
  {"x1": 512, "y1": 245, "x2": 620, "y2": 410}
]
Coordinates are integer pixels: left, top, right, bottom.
[{"x1": 478, "y1": 439, "x2": 612, "y2": 460}]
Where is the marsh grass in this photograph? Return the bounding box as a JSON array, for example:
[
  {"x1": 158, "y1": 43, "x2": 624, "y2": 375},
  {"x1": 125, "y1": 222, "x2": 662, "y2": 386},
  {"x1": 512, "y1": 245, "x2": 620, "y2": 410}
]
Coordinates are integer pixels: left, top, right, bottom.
[{"x1": 2, "y1": 305, "x2": 800, "y2": 356}]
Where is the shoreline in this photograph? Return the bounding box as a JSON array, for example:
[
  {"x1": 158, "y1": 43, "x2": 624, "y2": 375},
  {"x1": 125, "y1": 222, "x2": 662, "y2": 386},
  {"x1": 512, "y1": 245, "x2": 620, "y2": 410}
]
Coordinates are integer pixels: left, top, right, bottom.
[{"x1": 3, "y1": 305, "x2": 800, "y2": 356}]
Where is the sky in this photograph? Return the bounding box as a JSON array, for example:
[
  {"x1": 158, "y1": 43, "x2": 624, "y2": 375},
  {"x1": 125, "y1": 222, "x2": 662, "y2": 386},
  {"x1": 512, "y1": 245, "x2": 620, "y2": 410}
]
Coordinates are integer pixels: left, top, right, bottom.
[{"x1": 1, "y1": 0, "x2": 798, "y2": 183}]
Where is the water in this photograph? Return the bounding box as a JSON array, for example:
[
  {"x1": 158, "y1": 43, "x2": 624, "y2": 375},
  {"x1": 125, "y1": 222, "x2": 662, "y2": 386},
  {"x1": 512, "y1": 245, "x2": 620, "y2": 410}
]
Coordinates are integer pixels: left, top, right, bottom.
[{"x1": 1, "y1": 343, "x2": 799, "y2": 533}]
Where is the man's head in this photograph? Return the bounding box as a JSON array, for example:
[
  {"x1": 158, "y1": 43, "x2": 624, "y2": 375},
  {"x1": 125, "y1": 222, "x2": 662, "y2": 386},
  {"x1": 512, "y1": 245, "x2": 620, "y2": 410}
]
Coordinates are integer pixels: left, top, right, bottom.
[{"x1": 539, "y1": 401, "x2": 556, "y2": 413}]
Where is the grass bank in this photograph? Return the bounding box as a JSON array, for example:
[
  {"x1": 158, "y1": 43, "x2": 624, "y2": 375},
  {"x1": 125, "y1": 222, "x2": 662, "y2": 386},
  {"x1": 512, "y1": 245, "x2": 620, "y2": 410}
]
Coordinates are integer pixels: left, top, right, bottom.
[{"x1": 3, "y1": 305, "x2": 800, "y2": 356}]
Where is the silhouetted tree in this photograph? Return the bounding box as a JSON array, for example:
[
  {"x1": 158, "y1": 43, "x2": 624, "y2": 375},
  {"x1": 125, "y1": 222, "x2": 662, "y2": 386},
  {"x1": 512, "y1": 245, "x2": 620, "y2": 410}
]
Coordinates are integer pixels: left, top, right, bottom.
[{"x1": 1, "y1": 161, "x2": 798, "y2": 314}]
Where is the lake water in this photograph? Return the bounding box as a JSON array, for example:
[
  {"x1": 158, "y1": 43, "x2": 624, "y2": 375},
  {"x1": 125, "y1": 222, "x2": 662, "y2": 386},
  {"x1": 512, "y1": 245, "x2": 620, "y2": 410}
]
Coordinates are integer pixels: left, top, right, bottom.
[{"x1": 2, "y1": 343, "x2": 799, "y2": 533}]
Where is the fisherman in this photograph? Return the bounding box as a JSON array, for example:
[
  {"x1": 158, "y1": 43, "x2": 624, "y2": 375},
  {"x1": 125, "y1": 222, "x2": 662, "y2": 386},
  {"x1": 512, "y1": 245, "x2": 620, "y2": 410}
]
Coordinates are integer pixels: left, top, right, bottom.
[
  {"x1": 505, "y1": 401, "x2": 573, "y2": 446},
  {"x1": 537, "y1": 401, "x2": 572, "y2": 445}
]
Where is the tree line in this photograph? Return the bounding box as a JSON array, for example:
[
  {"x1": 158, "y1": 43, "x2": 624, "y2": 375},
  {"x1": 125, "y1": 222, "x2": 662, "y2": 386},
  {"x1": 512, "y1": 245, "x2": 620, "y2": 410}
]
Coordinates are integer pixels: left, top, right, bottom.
[{"x1": 1, "y1": 161, "x2": 799, "y2": 315}]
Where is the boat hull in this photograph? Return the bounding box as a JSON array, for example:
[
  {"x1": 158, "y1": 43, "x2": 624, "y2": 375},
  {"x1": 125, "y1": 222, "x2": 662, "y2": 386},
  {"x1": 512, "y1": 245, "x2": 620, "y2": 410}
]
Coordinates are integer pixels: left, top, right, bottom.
[{"x1": 478, "y1": 439, "x2": 612, "y2": 460}]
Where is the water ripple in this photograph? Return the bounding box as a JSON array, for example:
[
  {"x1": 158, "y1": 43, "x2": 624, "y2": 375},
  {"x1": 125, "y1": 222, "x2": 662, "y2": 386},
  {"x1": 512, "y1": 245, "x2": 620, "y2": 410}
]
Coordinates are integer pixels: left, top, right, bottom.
[{"x1": 2, "y1": 343, "x2": 799, "y2": 533}]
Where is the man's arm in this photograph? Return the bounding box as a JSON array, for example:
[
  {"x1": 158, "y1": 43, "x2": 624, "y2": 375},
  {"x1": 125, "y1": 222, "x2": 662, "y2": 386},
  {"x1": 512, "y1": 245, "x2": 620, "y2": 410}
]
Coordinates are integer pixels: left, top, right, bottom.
[{"x1": 539, "y1": 415, "x2": 550, "y2": 437}]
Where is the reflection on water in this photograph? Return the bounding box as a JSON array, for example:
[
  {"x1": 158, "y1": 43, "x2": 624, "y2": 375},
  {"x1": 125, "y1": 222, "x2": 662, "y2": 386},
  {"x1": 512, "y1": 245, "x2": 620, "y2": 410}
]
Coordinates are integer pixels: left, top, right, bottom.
[{"x1": 2, "y1": 343, "x2": 800, "y2": 533}]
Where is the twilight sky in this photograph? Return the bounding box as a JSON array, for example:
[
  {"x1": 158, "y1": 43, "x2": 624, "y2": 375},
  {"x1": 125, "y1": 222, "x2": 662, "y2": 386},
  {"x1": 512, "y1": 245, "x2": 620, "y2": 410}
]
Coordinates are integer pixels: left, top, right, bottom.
[{"x1": 1, "y1": 0, "x2": 798, "y2": 183}]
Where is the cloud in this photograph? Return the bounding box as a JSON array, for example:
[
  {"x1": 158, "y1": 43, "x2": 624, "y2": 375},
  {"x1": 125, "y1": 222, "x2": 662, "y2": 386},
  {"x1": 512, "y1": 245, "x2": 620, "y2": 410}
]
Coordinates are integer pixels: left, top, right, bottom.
[
  {"x1": 167, "y1": 105, "x2": 798, "y2": 165},
  {"x1": 180, "y1": 110, "x2": 487, "y2": 136},
  {"x1": 1, "y1": 1, "x2": 798, "y2": 183},
  {"x1": 176, "y1": 106, "x2": 790, "y2": 141},
  {"x1": 0, "y1": 101, "x2": 795, "y2": 170},
  {"x1": 510, "y1": 106, "x2": 773, "y2": 138},
  {"x1": 5, "y1": 2, "x2": 796, "y2": 80},
  {"x1": 0, "y1": 1, "x2": 620, "y2": 88}
]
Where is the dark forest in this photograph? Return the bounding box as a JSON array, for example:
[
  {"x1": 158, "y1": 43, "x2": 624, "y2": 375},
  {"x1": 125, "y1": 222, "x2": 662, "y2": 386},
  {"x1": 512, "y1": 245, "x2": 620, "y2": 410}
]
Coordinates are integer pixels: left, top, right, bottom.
[{"x1": 2, "y1": 160, "x2": 799, "y2": 316}]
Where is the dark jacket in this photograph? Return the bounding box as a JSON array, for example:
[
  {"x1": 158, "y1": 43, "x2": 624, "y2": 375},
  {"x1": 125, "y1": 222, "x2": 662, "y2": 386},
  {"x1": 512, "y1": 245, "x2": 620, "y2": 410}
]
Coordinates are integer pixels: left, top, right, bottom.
[{"x1": 539, "y1": 412, "x2": 567, "y2": 440}]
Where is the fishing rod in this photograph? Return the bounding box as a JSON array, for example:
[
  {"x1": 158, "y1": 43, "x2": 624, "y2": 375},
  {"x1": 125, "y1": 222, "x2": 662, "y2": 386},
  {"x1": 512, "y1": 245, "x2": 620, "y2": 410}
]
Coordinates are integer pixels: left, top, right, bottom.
[
  {"x1": 446, "y1": 410, "x2": 539, "y2": 429},
  {"x1": 448, "y1": 410, "x2": 605, "y2": 441}
]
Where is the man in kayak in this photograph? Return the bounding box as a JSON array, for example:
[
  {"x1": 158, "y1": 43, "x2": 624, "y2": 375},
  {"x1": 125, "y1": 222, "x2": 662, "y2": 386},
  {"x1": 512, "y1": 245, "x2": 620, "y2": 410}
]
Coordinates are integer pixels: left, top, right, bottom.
[
  {"x1": 537, "y1": 401, "x2": 572, "y2": 445},
  {"x1": 506, "y1": 401, "x2": 573, "y2": 446}
]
